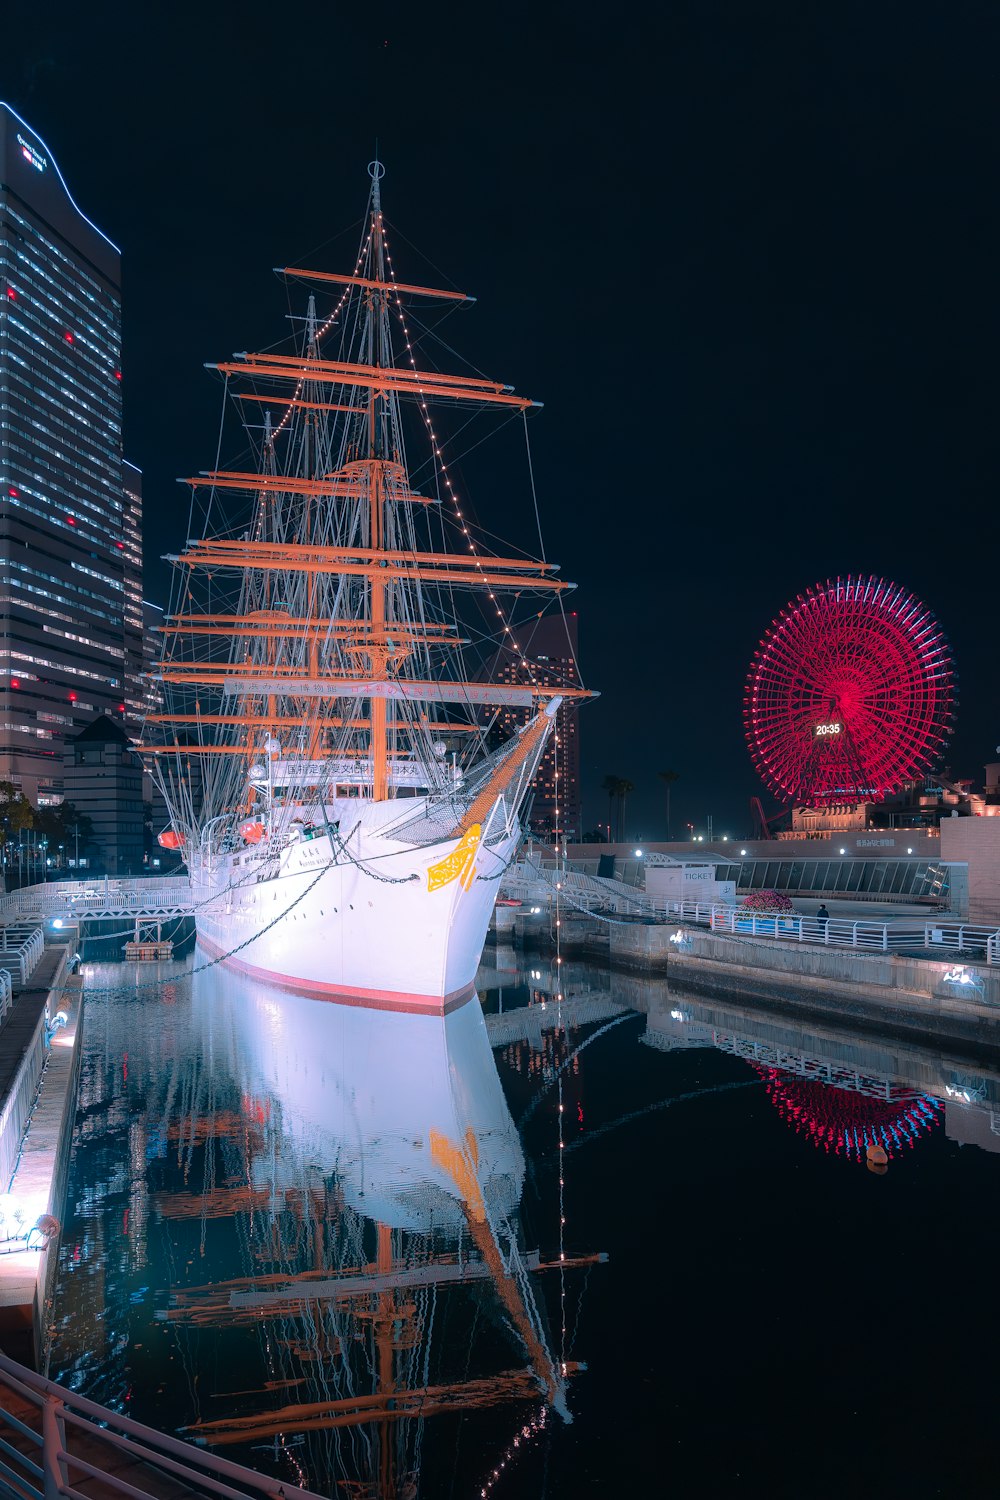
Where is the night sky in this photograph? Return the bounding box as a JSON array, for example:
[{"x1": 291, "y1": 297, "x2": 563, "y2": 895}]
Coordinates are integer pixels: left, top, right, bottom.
[{"x1": 2, "y1": 2, "x2": 997, "y2": 838}]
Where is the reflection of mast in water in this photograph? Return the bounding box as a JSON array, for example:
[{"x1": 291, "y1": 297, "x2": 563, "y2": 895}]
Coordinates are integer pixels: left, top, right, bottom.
[{"x1": 153, "y1": 967, "x2": 592, "y2": 1495}]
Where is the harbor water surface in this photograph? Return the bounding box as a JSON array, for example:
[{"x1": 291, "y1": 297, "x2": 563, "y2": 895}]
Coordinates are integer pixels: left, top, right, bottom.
[{"x1": 47, "y1": 948, "x2": 1000, "y2": 1497}]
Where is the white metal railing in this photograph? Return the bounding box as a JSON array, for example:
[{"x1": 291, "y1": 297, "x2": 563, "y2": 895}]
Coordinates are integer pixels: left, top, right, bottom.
[
  {"x1": 0, "y1": 994, "x2": 42, "y2": 1188},
  {"x1": 501, "y1": 867, "x2": 1000, "y2": 955},
  {"x1": 503, "y1": 862, "x2": 661, "y2": 918},
  {"x1": 0, "y1": 926, "x2": 44, "y2": 987},
  {"x1": 0, "y1": 878, "x2": 194, "y2": 921},
  {"x1": 0, "y1": 1349, "x2": 327, "y2": 1500},
  {"x1": 652, "y1": 899, "x2": 1000, "y2": 956}
]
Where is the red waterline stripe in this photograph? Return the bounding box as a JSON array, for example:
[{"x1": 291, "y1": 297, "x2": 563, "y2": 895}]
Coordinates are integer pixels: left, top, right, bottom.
[{"x1": 194, "y1": 931, "x2": 475, "y2": 1015}]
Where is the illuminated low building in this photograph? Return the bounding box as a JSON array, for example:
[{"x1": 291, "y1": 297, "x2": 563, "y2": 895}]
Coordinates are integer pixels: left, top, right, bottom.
[{"x1": 783, "y1": 764, "x2": 1000, "y2": 840}]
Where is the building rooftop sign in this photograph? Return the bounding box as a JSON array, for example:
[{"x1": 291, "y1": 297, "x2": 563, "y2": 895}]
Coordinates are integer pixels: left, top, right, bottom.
[
  {"x1": 15, "y1": 132, "x2": 46, "y2": 172},
  {"x1": 0, "y1": 101, "x2": 120, "y2": 262}
]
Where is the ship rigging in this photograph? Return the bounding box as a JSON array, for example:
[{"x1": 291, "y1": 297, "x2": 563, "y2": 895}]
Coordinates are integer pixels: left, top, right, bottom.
[{"x1": 144, "y1": 162, "x2": 595, "y2": 1007}]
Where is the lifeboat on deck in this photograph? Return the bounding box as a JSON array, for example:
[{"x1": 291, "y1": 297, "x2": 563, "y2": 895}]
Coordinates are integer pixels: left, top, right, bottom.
[{"x1": 240, "y1": 821, "x2": 266, "y2": 845}]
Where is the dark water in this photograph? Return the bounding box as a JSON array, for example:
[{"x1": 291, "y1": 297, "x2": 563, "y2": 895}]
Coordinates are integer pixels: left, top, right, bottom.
[{"x1": 48, "y1": 946, "x2": 1000, "y2": 1497}]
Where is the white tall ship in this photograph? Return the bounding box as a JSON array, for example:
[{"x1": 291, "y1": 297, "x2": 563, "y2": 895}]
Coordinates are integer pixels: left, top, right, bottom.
[{"x1": 147, "y1": 164, "x2": 591, "y2": 1011}]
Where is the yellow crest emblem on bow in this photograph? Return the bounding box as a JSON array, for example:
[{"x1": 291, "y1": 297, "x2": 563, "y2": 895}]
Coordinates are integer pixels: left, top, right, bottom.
[{"x1": 427, "y1": 824, "x2": 482, "y2": 894}]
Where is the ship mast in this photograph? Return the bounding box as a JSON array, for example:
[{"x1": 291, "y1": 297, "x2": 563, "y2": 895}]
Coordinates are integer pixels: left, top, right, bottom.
[
  {"x1": 367, "y1": 161, "x2": 390, "y2": 801},
  {"x1": 149, "y1": 162, "x2": 595, "y2": 827}
]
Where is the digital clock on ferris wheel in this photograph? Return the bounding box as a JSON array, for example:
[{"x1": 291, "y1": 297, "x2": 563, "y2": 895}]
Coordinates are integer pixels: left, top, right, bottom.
[{"x1": 814, "y1": 721, "x2": 842, "y2": 737}]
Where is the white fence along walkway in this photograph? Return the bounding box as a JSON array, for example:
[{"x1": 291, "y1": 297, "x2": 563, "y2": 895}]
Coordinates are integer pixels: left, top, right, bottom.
[
  {"x1": 501, "y1": 863, "x2": 1000, "y2": 963},
  {"x1": 660, "y1": 898, "x2": 1000, "y2": 959}
]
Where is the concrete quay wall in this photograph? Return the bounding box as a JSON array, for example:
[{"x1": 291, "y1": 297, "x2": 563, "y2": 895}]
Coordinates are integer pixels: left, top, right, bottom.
[
  {"x1": 612, "y1": 924, "x2": 1000, "y2": 1054},
  {"x1": 609, "y1": 922, "x2": 673, "y2": 969}
]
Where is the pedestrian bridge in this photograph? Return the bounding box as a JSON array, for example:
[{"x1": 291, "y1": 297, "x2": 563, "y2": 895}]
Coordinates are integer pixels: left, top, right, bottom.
[{"x1": 0, "y1": 876, "x2": 197, "y2": 923}]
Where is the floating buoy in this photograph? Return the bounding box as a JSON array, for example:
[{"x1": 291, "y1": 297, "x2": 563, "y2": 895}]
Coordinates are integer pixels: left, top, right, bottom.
[
  {"x1": 866, "y1": 1143, "x2": 888, "y2": 1166},
  {"x1": 240, "y1": 820, "x2": 265, "y2": 844},
  {"x1": 157, "y1": 829, "x2": 183, "y2": 850}
]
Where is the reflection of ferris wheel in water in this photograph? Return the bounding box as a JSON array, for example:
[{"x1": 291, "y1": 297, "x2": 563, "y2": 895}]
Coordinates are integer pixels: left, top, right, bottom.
[
  {"x1": 753, "y1": 1068, "x2": 944, "y2": 1162},
  {"x1": 744, "y1": 575, "x2": 956, "y2": 808}
]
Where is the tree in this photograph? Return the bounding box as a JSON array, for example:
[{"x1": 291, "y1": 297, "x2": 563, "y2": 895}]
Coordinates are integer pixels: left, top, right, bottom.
[
  {"x1": 657, "y1": 769, "x2": 680, "y2": 841},
  {"x1": 615, "y1": 778, "x2": 635, "y2": 842},
  {"x1": 34, "y1": 802, "x2": 94, "y2": 865},
  {"x1": 0, "y1": 781, "x2": 34, "y2": 835},
  {"x1": 0, "y1": 781, "x2": 35, "y2": 888},
  {"x1": 601, "y1": 775, "x2": 621, "y2": 842}
]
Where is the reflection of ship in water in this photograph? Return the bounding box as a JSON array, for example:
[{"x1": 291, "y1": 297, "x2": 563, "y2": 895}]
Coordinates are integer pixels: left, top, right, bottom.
[
  {"x1": 475, "y1": 950, "x2": 627, "y2": 1082},
  {"x1": 147, "y1": 966, "x2": 591, "y2": 1495}
]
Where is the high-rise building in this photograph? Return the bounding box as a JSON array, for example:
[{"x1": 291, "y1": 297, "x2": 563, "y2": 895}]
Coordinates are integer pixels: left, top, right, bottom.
[
  {"x1": 486, "y1": 613, "x2": 583, "y2": 843},
  {"x1": 141, "y1": 600, "x2": 165, "y2": 724},
  {"x1": 0, "y1": 102, "x2": 139, "y2": 803},
  {"x1": 140, "y1": 598, "x2": 180, "y2": 865},
  {"x1": 122, "y1": 462, "x2": 145, "y2": 724}
]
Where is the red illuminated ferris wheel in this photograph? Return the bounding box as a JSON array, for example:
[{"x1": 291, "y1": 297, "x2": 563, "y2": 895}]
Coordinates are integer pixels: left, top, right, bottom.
[{"x1": 744, "y1": 576, "x2": 955, "y2": 808}]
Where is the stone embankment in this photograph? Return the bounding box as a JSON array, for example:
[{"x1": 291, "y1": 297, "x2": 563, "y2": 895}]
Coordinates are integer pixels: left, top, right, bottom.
[
  {"x1": 501, "y1": 909, "x2": 1000, "y2": 1054},
  {"x1": 611, "y1": 923, "x2": 1000, "y2": 1053}
]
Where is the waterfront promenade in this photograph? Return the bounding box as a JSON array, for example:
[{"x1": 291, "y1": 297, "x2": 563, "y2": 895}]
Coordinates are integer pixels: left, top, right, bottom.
[
  {"x1": 498, "y1": 861, "x2": 1000, "y2": 1053},
  {"x1": 0, "y1": 944, "x2": 77, "y2": 1365}
]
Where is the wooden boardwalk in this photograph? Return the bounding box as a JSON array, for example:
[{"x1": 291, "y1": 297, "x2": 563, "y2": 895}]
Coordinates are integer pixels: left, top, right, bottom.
[
  {"x1": 0, "y1": 947, "x2": 75, "y2": 1364},
  {"x1": 0, "y1": 949, "x2": 55, "y2": 1100}
]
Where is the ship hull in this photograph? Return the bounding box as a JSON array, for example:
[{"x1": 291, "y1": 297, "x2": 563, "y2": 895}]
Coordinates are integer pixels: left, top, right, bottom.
[{"x1": 190, "y1": 817, "x2": 516, "y2": 1013}]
